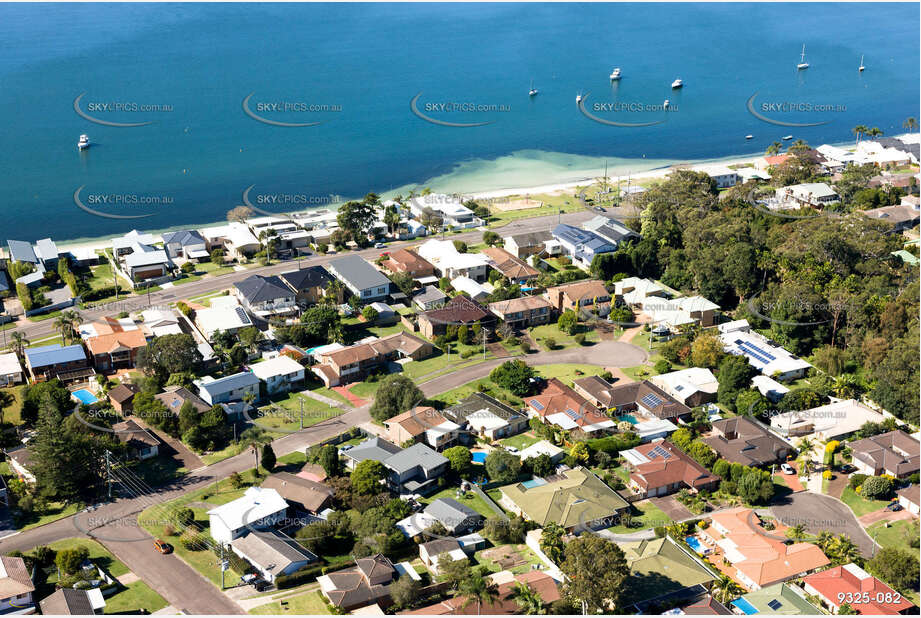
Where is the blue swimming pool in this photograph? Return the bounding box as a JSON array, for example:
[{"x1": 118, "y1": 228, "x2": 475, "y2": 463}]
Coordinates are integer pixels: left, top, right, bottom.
[
  {"x1": 72, "y1": 389, "x2": 98, "y2": 405},
  {"x1": 521, "y1": 478, "x2": 548, "y2": 489},
  {"x1": 618, "y1": 414, "x2": 639, "y2": 425},
  {"x1": 685, "y1": 536, "x2": 704, "y2": 553},
  {"x1": 731, "y1": 598, "x2": 760, "y2": 615},
  {"x1": 471, "y1": 452, "x2": 487, "y2": 464}
]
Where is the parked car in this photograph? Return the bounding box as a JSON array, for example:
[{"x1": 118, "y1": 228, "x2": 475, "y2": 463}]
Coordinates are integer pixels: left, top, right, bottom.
[
  {"x1": 839, "y1": 464, "x2": 856, "y2": 474},
  {"x1": 780, "y1": 463, "x2": 795, "y2": 475},
  {"x1": 253, "y1": 579, "x2": 272, "y2": 592},
  {"x1": 886, "y1": 502, "x2": 903, "y2": 512},
  {"x1": 154, "y1": 539, "x2": 172, "y2": 554},
  {"x1": 505, "y1": 446, "x2": 519, "y2": 454},
  {"x1": 593, "y1": 206, "x2": 606, "y2": 213},
  {"x1": 375, "y1": 242, "x2": 387, "y2": 249}
]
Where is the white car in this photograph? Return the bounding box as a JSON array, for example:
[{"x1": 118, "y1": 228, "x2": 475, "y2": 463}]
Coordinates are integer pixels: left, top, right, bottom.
[
  {"x1": 780, "y1": 463, "x2": 795, "y2": 475},
  {"x1": 505, "y1": 446, "x2": 519, "y2": 454}
]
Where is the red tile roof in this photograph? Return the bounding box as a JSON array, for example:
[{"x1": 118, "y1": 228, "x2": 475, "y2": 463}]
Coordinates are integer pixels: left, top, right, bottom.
[
  {"x1": 629, "y1": 440, "x2": 719, "y2": 492},
  {"x1": 804, "y1": 564, "x2": 915, "y2": 615}
]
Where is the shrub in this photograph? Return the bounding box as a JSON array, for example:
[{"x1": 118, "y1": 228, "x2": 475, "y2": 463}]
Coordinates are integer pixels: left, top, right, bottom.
[
  {"x1": 860, "y1": 476, "x2": 893, "y2": 499},
  {"x1": 520, "y1": 341, "x2": 531, "y2": 354},
  {"x1": 822, "y1": 470, "x2": 833, "y2": 480},
  {"x1": 543, "y1": 337, "x2": 557, "y2": 351},
  {"x1": 574, "y1": 333, "x2": 586, "y2": 346},
  {"x1": 180, "y1": 262, "x2": 196, "y2": 273},
  {"x1": 56, "y1": 546, "x2": 90, "y2": 575},
  {"x1": 848, "y1": 473, "x2": 868, "y2": 490},
  {"x1": 654, "y1": 359, "x2": 672, "y2": 374},
  {"x1": 180, "y1": 531, "x2": 204, "y2": 550},
  {"x1": 275, "y1": 564, "x2": 327, "y2": 589},
  {"x1": 653, "y1": 526, "x2": 666, "y2": 538}
]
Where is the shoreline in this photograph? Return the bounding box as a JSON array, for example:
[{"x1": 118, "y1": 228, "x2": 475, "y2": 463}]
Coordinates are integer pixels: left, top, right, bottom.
[{"x1": 52, "y1": 136, "x2": 886, "y2": 256}]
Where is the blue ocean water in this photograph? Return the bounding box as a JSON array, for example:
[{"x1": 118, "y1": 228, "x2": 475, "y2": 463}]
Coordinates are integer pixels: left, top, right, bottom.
[{"x1": 0, "y1": 3, "x2": 917, "y2": 242}]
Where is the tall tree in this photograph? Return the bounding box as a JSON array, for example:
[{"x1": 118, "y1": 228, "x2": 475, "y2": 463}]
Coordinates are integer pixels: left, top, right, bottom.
[{"x1": 561, "y1": 535, "x2": 629, "y2": 614}]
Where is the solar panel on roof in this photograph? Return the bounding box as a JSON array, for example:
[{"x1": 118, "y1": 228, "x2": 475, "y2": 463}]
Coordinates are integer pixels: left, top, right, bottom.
[
  {"x1": 235, "y1": 307, "x2": 250, "y2": 322},
  {"x1": 648, "y1": 445, "x2": 672, "y2": 460},
  {"x1": 640, "y1": 393, "x2": 664, "y2": 408},
  {"x1": 564, "y1": 408, "x2": 581, "y2": 420},
  {"x1": 530, "y1": 400, "x2": 545, "y2": 411},
  {"x1": 767, "y1": 600, "x2": 782, "y2": 611}
]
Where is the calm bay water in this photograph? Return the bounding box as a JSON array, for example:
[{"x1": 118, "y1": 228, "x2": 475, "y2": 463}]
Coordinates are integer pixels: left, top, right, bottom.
[{"x1": 0, "y1": 3, "x2": 917, "y2": 242}]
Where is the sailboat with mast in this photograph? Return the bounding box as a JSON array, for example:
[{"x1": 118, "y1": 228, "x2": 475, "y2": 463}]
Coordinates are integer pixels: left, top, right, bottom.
[
  {"x1": 797, "y1": 44, "x2": 809, "y2": 70},
  {"x1": 529, "y1": 79, "x2": 539, "y2": 97},
  {"x1": 858, "y1": 55, "x2": 865, "y2": 72}
]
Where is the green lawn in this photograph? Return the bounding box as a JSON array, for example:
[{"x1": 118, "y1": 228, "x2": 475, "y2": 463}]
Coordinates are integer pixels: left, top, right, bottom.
[
  {"x1": 606, "y1": 500, "x2": 673, "y2": 534},
  {"x1": 529, "y1": 323, "x2": 601, "y2": 350},
  {"x1": 257, "y1": 392, "x2": 344, "y2": 432},
  {"x1": 840, "y1": 487, "x2": 893, "y2": 517},
  {"x1": 866, "y1": 518, "x2": 920, "y2": 549},
  {"x1": 484, "y1": 193, "x2": 584, "y2": 229},
  {"x1": 249, "y1": 589, "x2": 332, "y2": 615},
  {"x1": 419, "y1": 486, "x2": 497, "y2": 518},
  {"x1": 348, "y1": 381, "x2": 381, "y2": 399},
  {"x1": 15, "y1": 501, "x2": 84, "y2": 532},
  {"x1": 532, "y1": 363, "x2": 608, "y2": 386},
  {"x1": 307, "y1": 385, "x2": 353, "y2": 408},
  {"x1": 473, "y1": 544, "x2": 544, "y2": 574},
  {"x1": 499, "y1": 433, "x2": 542, "y2": 451},
  {"x1": 0, "y1": 384, "x2": 28, "y2": 425}
]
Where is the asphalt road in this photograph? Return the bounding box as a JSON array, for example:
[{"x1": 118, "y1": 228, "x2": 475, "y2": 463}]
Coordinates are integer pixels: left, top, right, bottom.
[{"x1": 769, "y1": 491, "x2": 879, "y2": 557}]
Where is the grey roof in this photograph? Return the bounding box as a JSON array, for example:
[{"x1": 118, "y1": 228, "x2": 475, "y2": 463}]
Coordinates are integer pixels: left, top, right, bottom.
[
  {"x1": 35, "y1": 238, "x2": 59, "y2": 262},
  {"x1": 234, "y1": 274, "x2": 293, "y2": 303},
  {"x1": 506, "y1": 230, "x2": 553, "y2": 247},
  {"x1": 328, "y1": 255, "x2": 391, "y2": 291},
  {"x1": 0, "y1": 270, "x2": 9, "y2": 294},
  {"x1": 384, "y1": 442, "x2": 448, "y2": 474},
  {"x1": 425, "y1": 498, "x2": 483, "y2": 529},
  {"x1": 414, "y1": 285, "x2": 448, "y2": 306},
  {"x1": 7, "y1": 240, "x2": 37, "y2": 263},
  {"x1": 199, "y1": 371, "x2": 260, "y2": 397},
  {"x1": 156, "y1": 386, "x2": 210, "y2": 414},
  {"x1": 125, "y1": 248, "x2": 170, "y2": 268},
  {"x1": 583, "y1": 215, "x2": 640, "y2": 245},
  {"x1": 279, "y1": 266, "x2": 333, "y2": 291},
  {"x1": 162, "y1": 229, "x2": 205, "y2": 246},
  {"x1": 39, "y1": 588, "x2": 94, "y2": 615},
  {"x1": 25, "y1": 343, "x2": 86, "y2": 368},
  {"x1": 346, "y1": 437, "x2": 402, "y2": 464},
  {"x1": 230, "y1": 530, "x2": 316, "y2": 575},
  {"x1": 444, "y1": 392, "x2": 523, "y2": 425}
]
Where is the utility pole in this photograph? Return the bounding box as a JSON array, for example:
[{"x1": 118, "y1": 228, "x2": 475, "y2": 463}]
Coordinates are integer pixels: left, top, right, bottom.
[
  {"x1": 481, "y1": 327, "x2": 489, "y2": 360},
  {"x1": 299, "y1": 398, "x2": 304, "y2": 430},
  {"x1": 105, "y1": 450, "x2": 112, "y2": 500},
  {"x1": 220, "y1": 544, "x2": 226, "y2": 590}
]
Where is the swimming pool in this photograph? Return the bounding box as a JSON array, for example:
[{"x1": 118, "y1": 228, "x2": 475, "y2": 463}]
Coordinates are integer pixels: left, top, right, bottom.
[
  {"x1": 685, "y1": 536, "x2": 704, "y2": 554},
  {"x1": 521, "y1": 478, "x2": 548, "y2": 489},
  {"x1": 72, "y1": 389, "x2": 99, "y2": 405},
  {"x1": 731, "y1": 598, "x2": 760, "y2": 615},
  {"x1": 617, "y1": 414, "x2": 639, "y2": 425},
  {"x1": 471, "y1": 452, "x2": 487, "y2": 464}
]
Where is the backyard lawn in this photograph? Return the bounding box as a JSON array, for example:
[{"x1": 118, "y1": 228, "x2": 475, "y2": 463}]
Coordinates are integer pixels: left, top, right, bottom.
[
  {"x1": 605, "y1": 500, "x2": 673, "y2": 534},
  {"x1": 249, "y1": 589, "x2": 331, "y2": 615},
  {"x1": 0, "y1": 384, "x2": 27, "y2": 425},
  {"x1": 499, "y1": 432, "x2": 542, "y2": 451},
  {"x1": 473, "y1": 544, "x2": 544, "y2": 574},
  {"x1": 840, "y1": 487, "x2": 893, "y2": 517},
  {"x1": 419, "y1": 486, "x2": 498, "y2": 518},
  {"x1": 866, "y1": 518, "x2": 920, "y2": 550}
]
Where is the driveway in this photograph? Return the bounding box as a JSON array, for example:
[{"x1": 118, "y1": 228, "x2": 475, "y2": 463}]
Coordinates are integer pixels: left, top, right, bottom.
[
  {"x1": 650, "y1": 496, "x2": 694, "y2": 522},
  {"x1": 769, "y1": 491, "x2": 878, "y2": 557}
]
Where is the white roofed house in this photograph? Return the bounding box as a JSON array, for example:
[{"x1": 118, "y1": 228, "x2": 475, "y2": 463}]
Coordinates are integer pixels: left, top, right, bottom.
[
  {"x1": 774, "y1": 183, "x2": 840, "y2": 208},
  {"x1": 719, "y1": 322, "x2": 812, "y2": 381},
  {"x1": 208, "y1": 486, "x2": 289, "y2": 543},
  {"x1": 408, "y1": 194, "x2": 483, "y2": 230},
  {"x1": 650, "y1": 367, "x2": 719, "y2": 407},
  {"x1": 194, "y1": 295, "x2": 254, "y2": 341},
  {"x1": 417, "y1": 239, "x2": 490, "y2": 282},
  {"x1": 769, "y1": 399, "x2": 887, "y2": 442},
  {"x1": 197, "y1": 371, "x2": 261, "y2": 405},
  {"x1": 697, "y1": 164, "x2": 741, "y2": 189},
  {"x1": 139, "y1": 308, "x2": 183, "y2": 338},
  {"x1": 449, "y1": 276, "x2": 491, "y2": 302},
  {"x1": 0, "y1": 353, "x2": 23, "y2": 387},
  {"x1": 200, "y1": 222, "x2": 261, "y2": 259},
  {"x1": 250, "y1": 355, "x2": 305, "y2": 395},
  {"x1": 581, "y1": 215, "x2": 641, "y2": 248}
]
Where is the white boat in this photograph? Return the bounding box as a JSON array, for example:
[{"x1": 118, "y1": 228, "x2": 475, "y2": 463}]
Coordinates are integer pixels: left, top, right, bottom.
[
  {"x1": 576, "y1": 92, "x2": 583, "y2": 104},
  {"x1": 610, "y1": 67, "x2": 622, "y2": 81},
  {"x1": 663, "y1": 99, "x2": 670, "y2": 108},
  {"x1": 529, "y1": 80, "x2": 538, "y2": 97},
  {"x1": 77, "y1": 134, "x2": 90, "y2": 150},
  {"x1": 782, "y1": 135, "x2": 793, "y2": 140},
  {"x1": 858, "y1": 55, "x2": 865, "y2": 72},
  {"x1": 745, "y1": 134, "x2": 754, "y2": 139},
  {"x1": 671, "y1": 78, "x2": 683, "y2": 89},
  {"x1": 797, "y1": 44, "x2": 809, "y2": 70}
]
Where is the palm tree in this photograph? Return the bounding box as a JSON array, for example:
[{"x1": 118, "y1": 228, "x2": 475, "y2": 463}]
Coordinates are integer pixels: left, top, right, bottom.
[
  {"x1": 786, "y1": 523, "x2": 807, "y2": 540},
  {"x1": 816, "y1": 530, "x2": 835, "y2": 552},
  {"x1": 852, "y1": 124, "x2": 869, "y2": 146},
  {"x1": 832, "y1": 374, "x2": 862, "y2": 399},
  {"x1": 797, "y1": 437, "x2": 815, "y2": 453},
  {"x1": 788, "y1": 139, "x2": 810, "y2": 154},
  {"x1": 511, "y1": 582, "x2": 547, "y2": 615},
  {"x1": 766, "y1": 142, "x2": 783, "y2": 156},
  {"x1": 459, "y1": 574, "x2": 499, "y2": 615},
  {"x1": 866, "y1": 127, "x2": 884, "y2": 139},
  {"x1": 903, "y1": 117, "x2": 918, "y2": 133},
  {"x1": 9, "y1": 332, "x2": 29, "y2": 360},
  {"x1": 711, "y1": 575, "x2": 743, "y2": 604},
  {"x1": 827, "y1": 534, "x2": 861, "y2": 565}
]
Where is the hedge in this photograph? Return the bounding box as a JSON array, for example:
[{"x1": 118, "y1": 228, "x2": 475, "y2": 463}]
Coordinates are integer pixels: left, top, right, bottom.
[
  {"x1": 275, "y1": 563, "x2": 328, "y2": 589},
  {"x1": 81, "y1": 285, "x2": 125, "y2": 302}
]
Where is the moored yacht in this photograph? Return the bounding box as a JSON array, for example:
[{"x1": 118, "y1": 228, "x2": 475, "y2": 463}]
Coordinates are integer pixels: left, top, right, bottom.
[
  {"x1": 77, "y1": 134, "x2": 90, "y2": 150},
  {"x1": 797, "y1": 44, "x2": 809, "y2": 70},
  {"x1": 671, "y1": 78, "x2": 683, "y2": 89},
  {"x1": 610, "y1": 67, "x2": 622, "y2": 80}
]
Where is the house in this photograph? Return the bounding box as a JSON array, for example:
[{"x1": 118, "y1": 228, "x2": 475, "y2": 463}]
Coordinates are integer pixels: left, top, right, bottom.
[
  {"x1": 503, "y1": 230, "x2": 554, "y2": 259},
  {"x1": 397, "y1": 498, "x2": 483, "y2": 537},
  {"x1": 650, "y1": 368, "x2": 719, "y2": 407},
  {"x1": 861, "y1": 203, "x2": 921, "y2": 233},
  {"x1": 413, "y1": 286, "x2": 449, "y2": 311},
  {"x1": 194, "y1": 295, "x2": 254, "y2": 341},
  {"x1": 400, "y1": 570, "x2": 561, "y2": 615},
  {"x1": 769, "y1": 399, "x2": 887, "y2": 441},
  {"x1": 751, "y1": 375, "x2": 790, "y2": 403},
  {"x1": 848, "y1": 430, "x2": 920, "y2": 478},
  {"x1": 200, "y1": 222, "x2": 261, "y2": 258},
  {"x1": 696, "y1": 164, "x2": 741, "y2": 189},
  {"x1": 279, "y1": 266, "x2": 335, "y2": 307},
  {"x1": 112, "y1": 420, "x2": 160, "y2": 460},
  {"x1": 326, "y1": 255, "x2": 391, "y2": 302},
  {"x1": 78, "y1": 316, "x2": 140, "y2": 340},
  {"x1": 417, "y1": 296, "x2": 493, "y2": 340},
  {"x1": 106, "y1": 383, "x2": 139, "y2": 414},
  {"x1": 0, "y1": 555, "x2": 35, "y2": 615},
  {"x1": 408, "y1": 194, "x2": 482, "y2": 229},
  {"x1": 230, "y1": 530, "x2": 317, "y2": 584},
  {"x1": 774, "y1": 182, "x2": 840, "y2": 208},
  {"x1": 443, "y1": 392, "x2": 529, "y2": 441},
  {"x1": 384, "y1": 407, "x2": 461, "y2": 450},
  {"x1": 575, "y1": 377, "x2": 692, "y2": 423},
  {"x1": 702, "y1": 417, "x2": 794, "y2": 467},
  {"x1": 756, "y1": 154, "x2": 790, "y2": 171},
  {"x1": 85, "y1": 329, "x2": 147, "y2": 372},
  {"x1": 488, "y1": 295, "x2": 553, "y2": 329},
  {"x1": 384, "y1": 249, "x2": 436, "y2": 279},
  {"x1": 480, "y1": 247, "x2": 539, "y2": 284},
  {"x1": 112, "y1": 231, "x2": 173, "y2": 283},
  {"x1": 197, "y1": 371, "x2": 261, "y2": 405},
  {"x1": 155, "y1": 385, "x2": 211, "y2": 416},
  {"x1": 0, "y1": 353, "x2": 23, "y2": 387},
  {"x1": 261, "y1": 472, "x2": 334, "y2": 514},
  {"x1": 161, "y1": 230, "x2": 208, "y2": 260},
  {"x1": 381, "y1": 443, "x2": 449, "y2": 496},
  {"x1": 526, "y1": 378, "x2": 615, "y2": 434},
  {"x1": 518, "y1": 440, "x2": 565, "y2": 464},
  {"x1": 581, "y1": 215, "x2": 641, "y2": 247},
  {"x1": 718, "y1": 322, "x2": 812, "y2": 381},
  {"x1": 700, "y1": 507, "x2": 830, "y2": 590},
  {"x1": 317, "y1": 554, "x2": 399, "y2": 611},
  {"x1": 311, "y1": 332, "x2": 433, "y2": 387},
  {"x1": 207, "y1": 486, "x2": 289, "y2": 543},
  {"x1": 139, "y1": 308, "x2": 183, "y2": 338},
  {"x1": 417, "y1": 539, "x2": 467, "y2": 574},
  {"x1": 233, "y1": 275, "x2": 297, "y2": 318},
  {"x1": 341, "y1": 437, "x2": 403, "y2": 471},
  {"x1": 896, "y1": 485, "x2": 920, "y2": 515},
  {"x1": 622, "y1": 440, "x2": 720, "y2": 498},
  {"x1": 551, "y1": 224, "x2": 617, "y2": 268},
  {"x1": 615, "y1": 276, "x2": 668, "y2": 306},
  {"x1": 450, "y1": 276, "x2": 491, "y2": 302},
  {"x1": 498, "y1": 466, "x2": 628, "y2": 531},
  {"x1": 23, "y1": 343, "x2": 89, "y2": 382},
  {"x1": 250, "y1": 355, "x2": 305, "y2": 395},
  {"x1": 6, "y1": 447, "x2": 35, "y2": 483},
  {"x1": 416, "y1": 240, "x2": 490, "y2": 282},
  {"x1": 544, "y1": 280, "x2": 612, "y2": 318},
  {"x1": 39, "y1": 588, "x2": 106, "y2": 615},
  {"x1": 6, "y1": 240, "x2": 39, "y2": 266},
  {"x1": 640, "y1": 295, "x2": 721, "y2": 330},
  {"x1": 620, "y1": 537, "x2": 717, "y2": 608},
  {"x1": 731, "y1": 582, "x2": 823, "y2": 615},
  {"x1": 802, "y1": 563, "x2": 915, "y2": 615}
]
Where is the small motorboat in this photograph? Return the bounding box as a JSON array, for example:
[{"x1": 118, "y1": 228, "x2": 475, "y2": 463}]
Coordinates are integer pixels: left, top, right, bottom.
[
  {"x1": 745, "y1": 134, "x2": 754, "y2": 139},
  {"x1": 529, "y1": 79, "x2": 538, "y2": 97},
  {"x1": 782, "y1": 135, "x2": 793, "y2": 140},
  {"x1": 663, "y1": 99, "x2": 670, "y2": 108},
  {"x1": 610, "y1": 67, "x2": 622, "y2": 81},
  {"x1": 671, "y1": 78, "x2": 683, "y2": 89},
  {"x1": 77, "y1": 134, "x2": 90, "y2": 150},
  {"x1": 576, "y1": 92, "x2": 583, "y2": 104}
]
